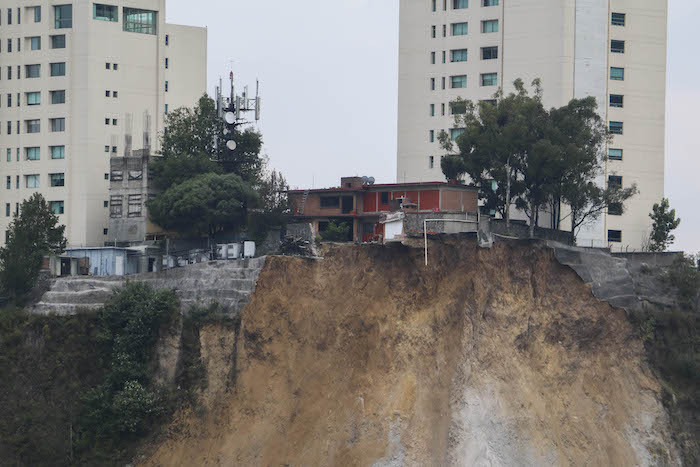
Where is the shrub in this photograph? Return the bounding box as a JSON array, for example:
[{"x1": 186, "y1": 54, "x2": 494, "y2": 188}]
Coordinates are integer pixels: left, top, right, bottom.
[{"x1": 320, "y1": 221, "x2": 351, "y2": 242}]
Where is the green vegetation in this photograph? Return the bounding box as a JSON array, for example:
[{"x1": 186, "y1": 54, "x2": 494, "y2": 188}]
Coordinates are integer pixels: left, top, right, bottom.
[
  {"x1": 648, "y1": 198, "x2": 681, "y2": 252},
  {"x1": 320, "y1": 221, "x2": 351, "y2": 242},
  {"x1": 0, "y1": 193, "x2": 66, "y2": 301},
  {"x1": 440, "y1": 79, "x2": 637, "y2": 243}
]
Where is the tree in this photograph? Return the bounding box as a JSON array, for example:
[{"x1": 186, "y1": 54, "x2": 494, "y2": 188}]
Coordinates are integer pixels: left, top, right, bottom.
[
  {"x1": 320, "y1": 221, "x2": 351, "y2": 242},
  {"x1": 648, "y1": 198, "x2": 681, "y2": 252},
  {"x1": 147, "y1": 173, "x2": 259, "y2": 239},
  {"x1": 248, "y1": 170, "x2": 291, "y2": 244},
  {"x1": 0, "y1": 194, "x2": 66, "y2": 299}
]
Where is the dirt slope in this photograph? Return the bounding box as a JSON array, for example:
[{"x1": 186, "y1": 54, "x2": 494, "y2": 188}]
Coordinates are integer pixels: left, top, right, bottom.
[{"x1": 142, "y1": 240, "x2": 680, "y2": 466}]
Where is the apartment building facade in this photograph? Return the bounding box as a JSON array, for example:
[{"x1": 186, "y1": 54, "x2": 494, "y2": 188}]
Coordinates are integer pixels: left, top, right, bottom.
[
  {"x1": 0, "y1": 0, "x2": 207, "y2": 248},
  {"x1": 397, "y1": 0, "x2": 667, "y2": 250}
]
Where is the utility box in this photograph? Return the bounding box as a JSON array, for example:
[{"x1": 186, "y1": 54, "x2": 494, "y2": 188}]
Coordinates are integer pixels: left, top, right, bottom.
[
  {"x1": 243, "y1": 241, "x2": 256, "y2": 258},
  {"x1": 228, "y1": 243, "x2": 241, "y2": 260}
]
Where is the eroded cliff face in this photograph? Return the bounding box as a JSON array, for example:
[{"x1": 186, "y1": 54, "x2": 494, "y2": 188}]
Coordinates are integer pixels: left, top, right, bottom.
[{"x1": 142, "y1": 240, "x2": 680, "y2": 466}]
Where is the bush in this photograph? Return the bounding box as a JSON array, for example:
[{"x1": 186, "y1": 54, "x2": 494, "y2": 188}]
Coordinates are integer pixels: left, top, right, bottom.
[
  {"x1": 320, "y1": 221, "x2": 351, "y2": 242},
  {"x1": 665, "y1": 256, "x2": 700, "y2": 310}
]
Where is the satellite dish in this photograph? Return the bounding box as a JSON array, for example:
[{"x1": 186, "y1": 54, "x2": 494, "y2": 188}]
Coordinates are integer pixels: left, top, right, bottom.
[
  {"x1": 226, "y1": 140, "x2": 237, "y2": 151},
  {"x1": 368, "y1": 177, "x2": 375, "y2": 185},
  {"x1": 225, "y1": 112, "x2": 235, "y2": 124},
  {"x1": 362, "y1": 176, "x2": 368, "y2": 185}
]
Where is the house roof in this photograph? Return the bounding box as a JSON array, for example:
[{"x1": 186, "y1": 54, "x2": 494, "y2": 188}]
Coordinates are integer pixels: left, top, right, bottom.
[{"x1": 288, "y1": 181, "x2": 477, "y2": 194}]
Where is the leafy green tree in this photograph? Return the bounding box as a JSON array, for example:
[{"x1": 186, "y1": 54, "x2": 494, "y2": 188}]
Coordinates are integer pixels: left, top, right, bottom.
[
  {"x1": 248, "y1": 170, "x2": 291, "y2": 244},
  {"x1": 320, "y1": 221, "x2": 351, "y2": 242},
  {"x1": 150, "y1": 152, "x2": 222, "y2": 192},
  {"x1": 648, "y1": 198, "x2": 681, "y2": 252},
  {"x1": 0, "y1": 193, "x2": 66, "y2": 300},
  {"x1": 147, "y1": 173, "x2": 259, "y2": 239}
]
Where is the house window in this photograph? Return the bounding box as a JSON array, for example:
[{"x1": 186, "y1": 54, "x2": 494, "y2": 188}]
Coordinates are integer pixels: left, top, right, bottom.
[
  {"x1": 451, "y1": 22, "x2": 468, "y2": 36},
  {"x1": 609, "y1": 121, "x2": 623, "y2": 135},
  {"x1": 430, "y1": 104, "x2": 435, "y2": 116},
  {"x1": 431, "y1": 51, "x2": 436, "y2": 64},
  {"x1": 482, "y1": 20, "x2": 498, "y2": 33},
  {"x1": 50, "y1": 118, "x2": 66, "y2": 132},
  {"x1": 26, "y1": 92, "x2": 41, "y2": 105},
  {"x1": 453, "y1": 0, "x2": 468, "y2": 9},
  {"x1": 25, "y1": 120, "x2": 41, "y2": 134},
  {"x1": 481, "y1": 73, "x2": 498, "y2": 86},
  {"x1": 165, "y1": 81, "x2": 169, "y2": 92},
  {"x1": 431, "y1": 78, "x2": 436, "y2": 90},
  {"x1": 113, "y1": 91, "x2": 118, "y2": 98},
  {"x1": 5, "y1": 204, "x2": 10, "y2": 216},
  {"x1": 50, "y1": 173, "x2": 65, "y2": 187},
  {"x1": 429, "y1": 156, "x2": 435, "y2": 169},
  {"x1": 7, "y1": 94, "x2": 12, "y2": 107},
  {"x1": 380, "y1": 192, "x2": 389, "y2": 204},
  {"x1": 165, "y1": 58, "x2": 169, "y2": 68},
  {"x1": 481, "y1": 46, "x2": 498, "y2": 60},
  {"x1": 611, "y1": 12, "x2": 625, "y2": 26},
  {"x1": 25, "y1": 64, "x2": 41, "y2": 78},
  {"x1": 54, "y1": 5, "x2": 72, "y2": 29},
  {"x1": 110, "y1": 171, "x2": 123, "y2": 181},
  {"x1": 25, "y1": 147, "x2": 40, "y2": 161},
  {"x1": 483, "y1": 0, "x2": 498, "y2": 5},
  {"x1": 105, "y1": 146, "x2": 110, "y2": 153},
  {"x1": 611, "y1": 40, "x2": 625, "y2": 53},
  {"x1": 608, "y1": 230, "x2": 622, "y2": 243},
  {"x1": 25, "y1": 174, "x2": 40, "y2": 189},
  {"x1": 93, "y1": 4, "x2": 118, "y2": 22},
  {"x1": 442, "y1": 24, "x2": 447, "y2": 37},
  {"x1": 451, "y1": 49, "x2": 468, "y2": 62},
  {"x1": 7, "y1": 8, "x2": 11, "y2": 24},
  {"x1": 110, "y1": 196, "x2": 123, "y2": 218},
  {"x1": 450, "y1": 128, "x2": 465, "y2": 141},
  {"x1": 610, "y1": 67, "x2": 624, "y2": 80},
  {"x1": 431, "y1": 25, "x2": 436, "y2": 38},
  {"x1": 50, "y1": 201, "x2": 65, "y2": 215},
  {"x1": 30, "y1": 37, "x2": 41, "y2": 50},
  {"x1": 6, "y1": 149, "x2": 10, "y2": 162},
  {"x1": 50, "y1": 62, "x2": 66, "y2": 76},
  {"x1": 451, "y1": 101, "x2": 467, "y2": 115},
  {"x1": 123, "y1": 7, "x2": 157, "y2": 35},
  {"x1": 430, "y1": 130, "x2": 435, "y2": 142},
  {"x1": 608, "y1": 203, "x2": 622, "y2": 216},
  {"x1": 6, "y1": 176, "x2": 10, "y2": 190},
  {"x1": 320, "y1": 196, "x2": 340, "y2": 209},
  {"x1": 610, "y1": 94, "x2": 624, "y2": 108},
  {"x1": 33, "y1": 6, "x2": 41, "y2": 22},
  {"x1": 608, "y1": 175, "x2": 622, "y2": 188},
  {"x1": 165, "y1": 34, "x2": 169, "y2": 45},
  {"x1": 451, "y1": 75, "x2": 467, "y2": 88},
  {"x1": 608, "y1": 148, "x2": 623, "y2": 161},
  {"x1": 51, "y1": 90, "x2": 66, "y2": 104},
  {"x1": 51, "y1": 35, "x2": 66, "y2": 49},
  {"x1": 128, "y1": 195, "x2": 143, "y2": 217},
  {"x1": 51, "y1": 146, "x2": 65, "y2": 159}
]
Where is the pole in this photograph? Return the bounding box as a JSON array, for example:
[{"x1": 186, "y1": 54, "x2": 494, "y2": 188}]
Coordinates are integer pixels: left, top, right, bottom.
[{"x1": 424, "y1": 220, "x2": 428, "y2": 266}]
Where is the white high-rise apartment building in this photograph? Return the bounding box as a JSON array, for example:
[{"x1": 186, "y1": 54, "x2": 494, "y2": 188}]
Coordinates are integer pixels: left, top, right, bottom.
[
  {"x1": 0, "y1": 0, "x2": 206, "y2": 247},
  {"x1": 398, "y1": 0, "x2": 667, "y2": 250}
]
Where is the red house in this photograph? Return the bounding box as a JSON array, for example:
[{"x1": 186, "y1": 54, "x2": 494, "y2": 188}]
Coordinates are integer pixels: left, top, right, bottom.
[{"x1": 288, "y1": 177, "x2": 479, "y2": 242}]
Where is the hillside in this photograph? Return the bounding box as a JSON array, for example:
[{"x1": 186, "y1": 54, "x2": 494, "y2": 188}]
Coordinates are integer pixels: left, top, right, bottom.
[{"x1": 140, "y1": 240, "x2": 684, "y2": 466}]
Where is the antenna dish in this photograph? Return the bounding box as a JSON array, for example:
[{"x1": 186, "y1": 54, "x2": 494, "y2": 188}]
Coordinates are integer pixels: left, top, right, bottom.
[
  {"x1": 368, "y1": 177, "x2": 375, "y2": 185},
  {"x1": 226, "y1": 140, "x2": 237, "y2": 151},
  {"x1": 362, "y1": 176, "x2": 368, "y2": 185},
  {"x1": 225, "y1": 112, "x2": 236, "y2": 124}
]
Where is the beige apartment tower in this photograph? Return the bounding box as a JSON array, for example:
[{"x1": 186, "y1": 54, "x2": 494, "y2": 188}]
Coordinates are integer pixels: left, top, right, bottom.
[
  {"x1": 398, "y1": 0, "x2": 667, "y2": 250},
  {"x1": 0, "y1": 0, "x2": 206, "y2": 248}
]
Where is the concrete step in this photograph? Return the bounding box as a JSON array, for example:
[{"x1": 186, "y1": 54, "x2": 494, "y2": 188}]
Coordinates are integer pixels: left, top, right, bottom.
[
  {"x1": 32, "y1": 302, "x2": 103, "y2": 316},
  {"x1": 42, "y1": 289, "x2": 115, "y2": 304},
  {"x1": 50, "y1": 279, "x2": 125, "y2": 293},
  {"x1": 175, "y1": 289, "x2": 252, "y2": 301},
  {"x1": 139, "y1": 278, "x2": 258, "y2": 292}
]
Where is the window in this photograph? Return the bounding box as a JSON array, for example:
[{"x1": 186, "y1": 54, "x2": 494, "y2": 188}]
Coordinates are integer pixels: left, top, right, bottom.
[
  {"x1": 483, "y1": 0, "x2": 498, "y2": 5},
  {"x1": 51, "y1": 145, "x2": 65, "y2": 159},
  {"x1": 54, "y1": 5, "x2": 72, "y2": 29},
  {"x1": 51, "y1": 35, "x2": 66, "y2": 49},
  {"x1": 93, "y1": 4, "x2": 118, "y2": 22},
  {"x1": 106, "y1": 90, "x2": 111, "y2": 97},
  {"x1": 611, "y1": 12, "x2": 625, "y2": 26},
  {"x1": 431, "y1": 51, "x2": 436, "y2": 64},
  {"x1": 453, "y1": 0, "x2": 468, "y2": 9},
  {"x1": 608, "y1": 230, "x2": 622, "y2": 243},
  {"x1": 7, "y1": 8, "x2": 12, "y2": 24},
  {"x1": 441, "y1": 103, "x2": 445, "y2": 115},
  {"x1": 165, "y1": 34, "x2": 169, "y2": 46},
  {"x1": 25, "y1": 147, "x2": 40, "y2": 160},
  {"x1": 7, "y1": 94, "x2": 12, "y2": 107},
  {"x1": 105, "y1": 146, "x2": 110, "y2": 153},
  {"x1": 113, "y1": 63, "x2": 118, "y2": 70},
  {"x1": 30, "y1": 37, "x2": 41, "y2": 50},
  {"x1": 450, "y1": 101, "x2": 467, "y2": 114},
  {"x1": 165, "y1": 58, "x2": 169, "y2": 69},
  {"x1": 50, "y1": 118, "x2": 65, "y2": 132},
  {"x1": 450, "y1": 128, "x2": 465, "y2": 141},
  {"x1": 380, "y1": 192, "x2": 389, "y2": 204},
  {"x1": 442, "y1": 77, "x2": 446, "y2": 89},
  {"x1": 429, "y1": 156, "x2": 435, "y2": 169},
  {"x1": 105, "y1": 118, "x2": 110, "y2": 125},
  {"x1": 608, "y1": 203, "x2": 622, "y2": 216},
  {"x1": 608, "y1": 175, "x2": 622, "y2": 188},
  {"x1": 482, "y1": 20, "x2": 498, "y2": 33},
  {"x1": 50, "y1": 201, "x2": 64, "y2": 215},
  {"x1": 451, "y1": 75, "x2": 467, "y2": 88},
  {"x1": 111, "y1": 146, "x2": 117, "y2": 153},
  {"x1": 106, "y1": 63, "x2": 111, "y2": 70},
  {"x1": 610, "y1": 94, "x2": 624, "y2": 108},
  {"x1": 25, "y1": 175, "x2": 40, "y2": 189},
  {"x1": 443, "y1": 24, "x2": 447, "y2": 37},
  {"x1": 123, "y1": 7, "x2": 158, "y2": 35},
  {"x1": 26, "y1": 92, "x2": 41, "y2": 105},
  {"x1": 26, "y1": 120, "x2": 41, "y2": 134},
  {"x1": 320, "y1": 196, "x2": 340, "y2": 209},
  {"x1": 112, "y1": 119, "x2": 117, "y2": 126},
  {"x1": 6, "y1": 149, "x2": 10, "y2": 162},
  {"x1": 5, "y1": 204, "x2": 9, "y2": 217},
  {"x1": 50, "y1": 62, "x2": 66, "y2": 76},
  {"x1": 165, "y1": 81, "x2": 169, "y2": 92},
  {"x1": 128, "y1": 195, "x2": 143, "y2": 217},
  {"x1": 7, "y1": 40, "x2": 12, "y2": 53},
  {"x1": 611, "y1": 40, "x2": 625, "y2": 53},
  {"x1": 608, "y1": 148, "x2": 623, "y2": 161},
  {"x1": 113, "y1": 91, "x2": 118, "y2": 98},
  {"x1": 609, "y1": 121, "x2": 623, "y2": 135},
  {"x1": 110, "y1": 170, "x2": 123, "y2": 181},
  {"x1": 431, "y1": 25, "x2": 436, "y2": 38},
  {"x1": 430, "y1": 104, "x2": 435, "y2": 116},
  {"x1": 110, "y1": 196, "x2": 123, "y2": 218},
  {"x1": 451, "y1": 49, "x2": 468, "y2": 62},
  {"x1": 430, "y1": 78, "x2": 435, "y2": 91},
  {"x1": 451, "y1": 22, "x2": 468, "y2": 35},
  {"x1": 481, "y1": 73, "x2": 497, "y2": 86},
  {"x1": 25, "y1": 64, "x2": 41, "y2": 78},
  {"x1": 51, "y1": 90, "x2": 66, "y2": 104},
  {"x1": 481, "y1": 46, "x2": 498, "y2": 60},
  {"x1": 6, "y1": 177, "x2": 10, "y2": 190},
  {"x1": 610, "y1": 67, "x2": 624, "y2": 81},
  {"x1": 429, "y1": 130, "x2": 435, "y2": 142},
  {"x1": 50, "y1": 173, "x2": 65, "y2": 187},
  {"x1": 33, "y1": 6, "x2": 41, "y2": 22}
]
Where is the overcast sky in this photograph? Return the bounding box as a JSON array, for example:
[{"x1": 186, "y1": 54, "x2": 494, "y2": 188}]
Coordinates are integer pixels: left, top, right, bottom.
[{"x1": 166, "y1": 0, "x2": 699, "y2": 254}]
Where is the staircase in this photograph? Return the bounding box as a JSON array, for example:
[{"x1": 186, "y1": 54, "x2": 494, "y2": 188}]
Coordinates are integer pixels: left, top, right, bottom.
[
  {"x1": 298, "y1": 189, "x2": 310, "y2": 215},
  {"x1": 32, "y1": 257, "x2": 267, "y2": 316}
]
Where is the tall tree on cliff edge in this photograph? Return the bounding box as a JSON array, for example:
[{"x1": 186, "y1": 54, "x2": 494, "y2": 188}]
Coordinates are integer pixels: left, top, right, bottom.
[{"x1": 0, "y1": 194, "x2": 66, "y2": 299}]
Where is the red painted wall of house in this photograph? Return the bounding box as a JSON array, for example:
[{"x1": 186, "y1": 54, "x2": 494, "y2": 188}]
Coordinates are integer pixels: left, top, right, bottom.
[
  {"x1": 363, "y1": 192, "x2": 378, "y2": 213},
  {"x1": 419, "y1": 190, "x2": 440, "y2": 210}
]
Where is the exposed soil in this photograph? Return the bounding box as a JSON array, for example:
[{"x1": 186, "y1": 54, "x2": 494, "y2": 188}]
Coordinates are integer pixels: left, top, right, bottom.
[{"x1": 141, "y1": 239, "x2": 681, "y2": 466}]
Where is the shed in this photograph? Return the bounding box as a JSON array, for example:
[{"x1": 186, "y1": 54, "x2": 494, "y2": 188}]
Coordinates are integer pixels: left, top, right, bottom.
[{"x1": 64, "y1": 247, "x2": 140, "y2": 277}]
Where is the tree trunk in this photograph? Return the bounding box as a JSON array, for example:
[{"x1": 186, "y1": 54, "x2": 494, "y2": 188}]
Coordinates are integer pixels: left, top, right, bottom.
[
  {"x1": 570, "y1": 212, "x2": 577, "y2": 246},
  {"x1": 529, "y1": 201, "x2": 536, "y2": 238},
  {"x1": 505, "y1": 160, "x2": 512, "y2": 228}
]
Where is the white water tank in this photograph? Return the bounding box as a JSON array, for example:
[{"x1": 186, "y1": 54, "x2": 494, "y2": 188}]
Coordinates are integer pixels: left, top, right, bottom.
[
  {"x1": 243, "y1": 241, "x2": 256, "y2": 258},
  {"x1": 217, "y1": 244, "x2": 228, "y2": 260},
  {"x1": 228, "y1": 243, "x2": 241, "y2": 259}
]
